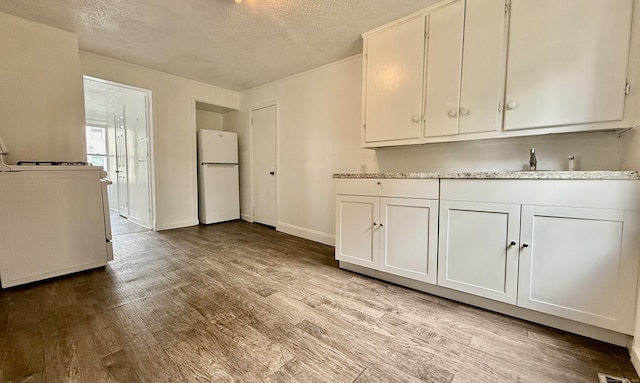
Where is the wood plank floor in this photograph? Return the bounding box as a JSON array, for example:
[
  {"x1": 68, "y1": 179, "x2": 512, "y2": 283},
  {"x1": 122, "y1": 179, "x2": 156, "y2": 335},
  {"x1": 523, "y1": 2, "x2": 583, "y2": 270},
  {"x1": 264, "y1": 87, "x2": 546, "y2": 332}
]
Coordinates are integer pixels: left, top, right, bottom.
[{"x1": 1, "y1": 220, "x2": 638, "y2": 383}]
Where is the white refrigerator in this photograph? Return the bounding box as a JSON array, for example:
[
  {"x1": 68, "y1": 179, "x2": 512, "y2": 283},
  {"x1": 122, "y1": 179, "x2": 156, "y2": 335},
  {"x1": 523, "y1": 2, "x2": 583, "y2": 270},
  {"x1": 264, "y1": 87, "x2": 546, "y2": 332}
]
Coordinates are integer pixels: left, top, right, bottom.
[{"x1": 197, "y1": 129, "x2": 240, "y2": 224}]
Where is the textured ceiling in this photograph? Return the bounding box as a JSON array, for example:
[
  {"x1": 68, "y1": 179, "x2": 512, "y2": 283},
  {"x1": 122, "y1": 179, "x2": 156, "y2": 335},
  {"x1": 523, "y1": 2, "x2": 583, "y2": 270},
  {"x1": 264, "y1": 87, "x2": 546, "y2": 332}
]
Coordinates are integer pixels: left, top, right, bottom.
[
  {"x1": 83, "y1": 78, "x2": 126, "y2": 110},
  {"x1": 0, "y1": 0, "x2": 440, "y2": 91}
]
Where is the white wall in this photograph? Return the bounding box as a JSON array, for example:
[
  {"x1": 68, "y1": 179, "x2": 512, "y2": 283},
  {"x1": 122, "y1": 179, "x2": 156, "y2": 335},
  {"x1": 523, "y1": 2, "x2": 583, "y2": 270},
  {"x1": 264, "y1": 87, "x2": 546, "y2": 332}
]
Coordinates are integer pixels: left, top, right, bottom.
[
  {"x1": 0, "y1": 12, "x2": 86, "y2": 164},
  {"x1": 225, "y1": 56, "x2": 375, "y2": 245},
  {"x1": 226, "y1": 50, "x2": 639, "y2": 248},
  {"x1": 81, "y1": 52, "x2": 240, "y2": 230},
  {"x1": 196, "y1": 110, "x2": 224, "y2": 131}
]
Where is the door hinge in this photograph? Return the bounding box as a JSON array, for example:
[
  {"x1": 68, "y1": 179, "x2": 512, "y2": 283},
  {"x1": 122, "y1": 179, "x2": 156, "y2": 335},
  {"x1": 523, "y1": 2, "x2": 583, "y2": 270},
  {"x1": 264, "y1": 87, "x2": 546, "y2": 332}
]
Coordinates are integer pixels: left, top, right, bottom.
[
  {"x1": 625, "y1": 83, "x2": 631, "y2": 95},
  {"x1": 363, "y1": 123, "x2": 367, "y2": 130},
  {"x1": 504, "y1": 2, "x2": 509, "y2": 12},
  {"x1": 498, "y1": 101, "x2": 503, "y2": 112}
]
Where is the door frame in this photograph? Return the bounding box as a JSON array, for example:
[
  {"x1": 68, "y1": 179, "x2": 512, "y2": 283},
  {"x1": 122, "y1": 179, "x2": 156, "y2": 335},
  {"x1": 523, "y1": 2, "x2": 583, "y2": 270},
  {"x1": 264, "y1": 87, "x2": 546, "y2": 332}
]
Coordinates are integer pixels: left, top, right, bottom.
[
  {"x1": 249, "y1": 101, "x2": 279, "y2": 226},
  {"x1": 83, "y1": 76, "x2": 156, "y2": 231}
]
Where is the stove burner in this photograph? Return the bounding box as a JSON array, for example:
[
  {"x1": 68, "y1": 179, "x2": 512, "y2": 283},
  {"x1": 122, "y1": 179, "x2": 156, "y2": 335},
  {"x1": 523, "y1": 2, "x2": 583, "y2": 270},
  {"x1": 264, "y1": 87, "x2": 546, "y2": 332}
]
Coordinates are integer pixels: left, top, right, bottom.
[{"x1": 16, "y1": 161, "x2": 91, "y2": 166}]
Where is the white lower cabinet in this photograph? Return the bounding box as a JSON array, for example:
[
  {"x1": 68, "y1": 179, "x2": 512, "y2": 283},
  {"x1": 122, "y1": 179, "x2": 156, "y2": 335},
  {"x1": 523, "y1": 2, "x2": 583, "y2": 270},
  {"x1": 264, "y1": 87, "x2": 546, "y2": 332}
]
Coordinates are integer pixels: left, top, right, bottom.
[
  {"x1": 379, "y1": 197, "x2": 438, "y2": 283},
  {"x1": 335, "y1": 195, "x2": 380, "y2": 269},
  {"x1": 518, "y1": 205, "x2": 639, "y2": 333},
  {"x1": 336, "y1": 178, "x2": 640, "y2": 336},
  {"x1": 438, "y1": 179, "x2": 640, "y2": 334},
  {"x1": 335, "y1": 179, "x2": 439, "y2": 284},
  {"x1": 438, "y1": 200, "x2": 520, "y2": 304}
]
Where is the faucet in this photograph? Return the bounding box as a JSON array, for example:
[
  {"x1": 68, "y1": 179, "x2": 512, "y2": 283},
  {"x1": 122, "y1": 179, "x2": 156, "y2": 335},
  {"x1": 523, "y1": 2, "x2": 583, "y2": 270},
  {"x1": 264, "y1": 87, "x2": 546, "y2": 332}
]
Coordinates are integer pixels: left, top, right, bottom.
[{"x1": 529, "y1": 148, "x2": 537, "y2": 171}]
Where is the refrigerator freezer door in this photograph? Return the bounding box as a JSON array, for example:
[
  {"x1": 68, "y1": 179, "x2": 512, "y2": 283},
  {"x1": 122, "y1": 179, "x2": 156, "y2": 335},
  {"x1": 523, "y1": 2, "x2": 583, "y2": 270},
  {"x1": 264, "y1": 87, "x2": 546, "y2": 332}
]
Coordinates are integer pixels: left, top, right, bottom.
[
  {"x1": 198, "y1": 130, "x2": 238, "y2": 164},
  {"x1": 199, "y1": 164, "x2": 240, "y2": 224}
]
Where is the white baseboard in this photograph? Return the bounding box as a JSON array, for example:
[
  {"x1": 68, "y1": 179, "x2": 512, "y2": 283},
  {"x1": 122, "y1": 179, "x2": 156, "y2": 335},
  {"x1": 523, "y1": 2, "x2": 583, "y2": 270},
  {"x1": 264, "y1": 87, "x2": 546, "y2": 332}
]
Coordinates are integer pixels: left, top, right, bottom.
[
  {"x1": 632, "y1": 344, "x2": 640, "y2": 376},
  {"x1": 155, "y1": 220, "x2": 199, "y2": 231},
  {"x1": 276, "y1": 222, "x2": 335, "y2": 246},
  {"x1": 241, "y1": 213, "x2": 253, "y2": 222},
  {"x1": 127, "y1": 216, "x2": 152, "y2": 229}
]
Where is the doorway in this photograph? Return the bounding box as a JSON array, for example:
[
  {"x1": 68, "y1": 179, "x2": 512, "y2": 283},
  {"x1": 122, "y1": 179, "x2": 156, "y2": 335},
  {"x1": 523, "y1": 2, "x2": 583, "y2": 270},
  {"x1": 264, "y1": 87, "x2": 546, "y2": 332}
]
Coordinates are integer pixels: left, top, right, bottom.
[
  {"x1": 251, "y1": 104, "x2": 277, "y2": 227},
  {"x1": 83, "y1": 77, "x2": 154, "y2": 230}
]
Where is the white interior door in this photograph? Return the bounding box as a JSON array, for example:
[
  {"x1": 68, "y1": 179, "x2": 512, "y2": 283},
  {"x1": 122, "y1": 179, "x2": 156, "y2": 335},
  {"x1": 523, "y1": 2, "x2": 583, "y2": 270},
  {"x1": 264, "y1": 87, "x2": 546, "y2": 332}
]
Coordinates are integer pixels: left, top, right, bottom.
[
  {"x1": 251, "y1": 104, "x2": 277, "y2": 227},
  {"x1": 114, "y1": 108, "x2": 128, "y2": 217}
]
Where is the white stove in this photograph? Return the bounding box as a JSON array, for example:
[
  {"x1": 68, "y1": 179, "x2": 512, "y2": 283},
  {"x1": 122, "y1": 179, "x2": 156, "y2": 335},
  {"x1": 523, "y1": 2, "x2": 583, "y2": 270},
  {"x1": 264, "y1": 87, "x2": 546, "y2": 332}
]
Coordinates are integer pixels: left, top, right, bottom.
[{"x1": 0, "y1": 138, "x2": 113, "y2": 288}]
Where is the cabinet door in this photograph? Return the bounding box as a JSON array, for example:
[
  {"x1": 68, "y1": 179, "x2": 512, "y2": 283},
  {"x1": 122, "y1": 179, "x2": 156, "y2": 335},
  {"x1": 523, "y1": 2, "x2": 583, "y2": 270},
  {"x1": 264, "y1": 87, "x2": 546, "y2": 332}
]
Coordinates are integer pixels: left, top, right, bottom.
[
  {"x1": 458, "y1": 0, "x2": 507, "y2": 134},
  {"x1": 335, "y1": 195, "x2": 380, "y2": 269},
  {"x1": 424, "y1": 0, "x2": 464, "y2": 138},
  {"x1": 504, "y1": 0, "x2": 633, "y2": 131},
  {"x1": 364, "y1": 16, "x2": 426, "y2": 143},
  {"x1": 438, "y1": 200, "x2": 521, "y2": 304},
  {"x1": 379, "y1": 198, "x2": 438, "y2": 284},
  {"x1": 518, "y1": 206, "x2": 639, "y2": 334}
]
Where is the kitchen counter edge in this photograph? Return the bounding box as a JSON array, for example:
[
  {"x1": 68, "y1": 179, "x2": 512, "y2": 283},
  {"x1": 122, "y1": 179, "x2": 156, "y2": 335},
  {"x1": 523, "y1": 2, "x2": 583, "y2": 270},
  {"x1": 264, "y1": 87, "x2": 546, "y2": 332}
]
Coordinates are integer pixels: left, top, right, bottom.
[{"x1": 332, "y1": 171, "x2": 640, "y2": 180}]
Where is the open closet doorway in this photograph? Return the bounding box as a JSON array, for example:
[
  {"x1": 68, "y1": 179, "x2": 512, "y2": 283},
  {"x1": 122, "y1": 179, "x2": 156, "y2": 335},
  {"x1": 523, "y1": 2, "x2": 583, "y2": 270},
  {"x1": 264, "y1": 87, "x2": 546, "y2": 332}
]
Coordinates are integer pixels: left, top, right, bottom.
[{"x1": 83, "y1": 77, "x2": 155, "y2": 231}]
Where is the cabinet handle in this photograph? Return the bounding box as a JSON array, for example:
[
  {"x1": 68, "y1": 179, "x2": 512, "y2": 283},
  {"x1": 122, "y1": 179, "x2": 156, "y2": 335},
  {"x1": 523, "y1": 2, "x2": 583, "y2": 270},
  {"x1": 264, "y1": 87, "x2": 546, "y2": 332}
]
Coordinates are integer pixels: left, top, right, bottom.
[
  {"x1": 379, "y1": 223, "x2": 384, "y2": 227},
  {"x1": 509, "y1": 241, "x2": 516, "y2": 247},
  {"x1": 506, "y1": 101, "x2": 518, "y2": 111},
  {"x1": 460, "y1": 106, "x2": 470, "y2": 116},
  {"x1": 522, "y1": 242, "x2": 529, "y2": 248},
  {"x1": 412, "y1": 115, "x2": 421, "y2": 123},
  {"x1": 447, "y1": 108, "x2": 458, "y2": 118}
]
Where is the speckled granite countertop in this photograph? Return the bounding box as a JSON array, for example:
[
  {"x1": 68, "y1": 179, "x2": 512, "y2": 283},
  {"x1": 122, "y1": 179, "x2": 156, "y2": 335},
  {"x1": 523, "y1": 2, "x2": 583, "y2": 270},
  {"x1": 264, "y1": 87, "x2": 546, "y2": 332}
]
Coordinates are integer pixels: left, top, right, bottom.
[{"x1": 333, "y1": 171, "x2": 640, "y2": 180}]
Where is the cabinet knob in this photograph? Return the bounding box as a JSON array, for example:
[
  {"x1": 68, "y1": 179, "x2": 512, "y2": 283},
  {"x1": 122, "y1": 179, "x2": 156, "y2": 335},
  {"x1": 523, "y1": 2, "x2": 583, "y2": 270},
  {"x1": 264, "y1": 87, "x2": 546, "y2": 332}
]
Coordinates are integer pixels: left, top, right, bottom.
[
  {"x1": 373, "y1": 222, "x2": 378, "y2": 226},
  {"x1": 522, "y1": 242, "x2": 529, "y2": 248},
  {"x1": 376, "y1": 181, "x2": 381, "y2": 185},
  {"x1": 509, "y1": 241, "x2": 517, "y2": 246},
  {"x1": 460, "y1": 106, "x2": 470, "y2": 116},
  {"x1": 448, "y1": 109, "x2": 458, "y2": 118},
  {"x1": 506, "y1": 101, "x2": 518, "y2": 111},
  {"x1": 379, "y1": 223, "x2": 384, "y2": 227},
  {"x1": 412, "y1": 115, "x2": 421, "y2": 123}
]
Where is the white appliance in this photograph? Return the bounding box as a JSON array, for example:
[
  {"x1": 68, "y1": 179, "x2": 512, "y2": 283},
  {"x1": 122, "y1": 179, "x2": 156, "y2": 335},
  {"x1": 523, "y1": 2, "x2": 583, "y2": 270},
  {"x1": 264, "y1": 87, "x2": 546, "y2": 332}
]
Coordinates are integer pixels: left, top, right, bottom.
[
  {"x1": 197, "y1": 130, "x2": 240, "y2": 224},
  {"x1": 0, "y1": 138, "x2": 113, "y2": 288}
]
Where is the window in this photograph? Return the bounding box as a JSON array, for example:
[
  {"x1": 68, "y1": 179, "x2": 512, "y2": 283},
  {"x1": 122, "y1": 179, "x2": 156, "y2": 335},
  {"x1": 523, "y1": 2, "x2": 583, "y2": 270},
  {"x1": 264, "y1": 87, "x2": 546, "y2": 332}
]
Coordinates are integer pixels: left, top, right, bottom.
[{"x1": 86, "y1": 126, "x2": 107, "y2": 171}]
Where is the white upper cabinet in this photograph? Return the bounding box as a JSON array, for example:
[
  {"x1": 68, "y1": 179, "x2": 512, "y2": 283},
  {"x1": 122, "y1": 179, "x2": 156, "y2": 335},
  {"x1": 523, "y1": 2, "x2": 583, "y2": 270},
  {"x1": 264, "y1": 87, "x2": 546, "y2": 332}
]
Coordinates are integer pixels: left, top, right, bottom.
[
  {"x1": 363, "y1": 16, "x2": 427, "y2": 144},
  {"x1": 458, "y1": 0, "x2": 508, "y2": 134},
  {"x1": 424, "y1": 0, "x2": 464, "y2": 137},
  {"x1": 361, "y1": 0, "x2": 635, "y2": 147},
  {"x1": 504, "y1": 0, "x2": 633, "y2": 131},
  {"x1": 425, "y1": 0, "x2": 507, "y2": 137}
]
